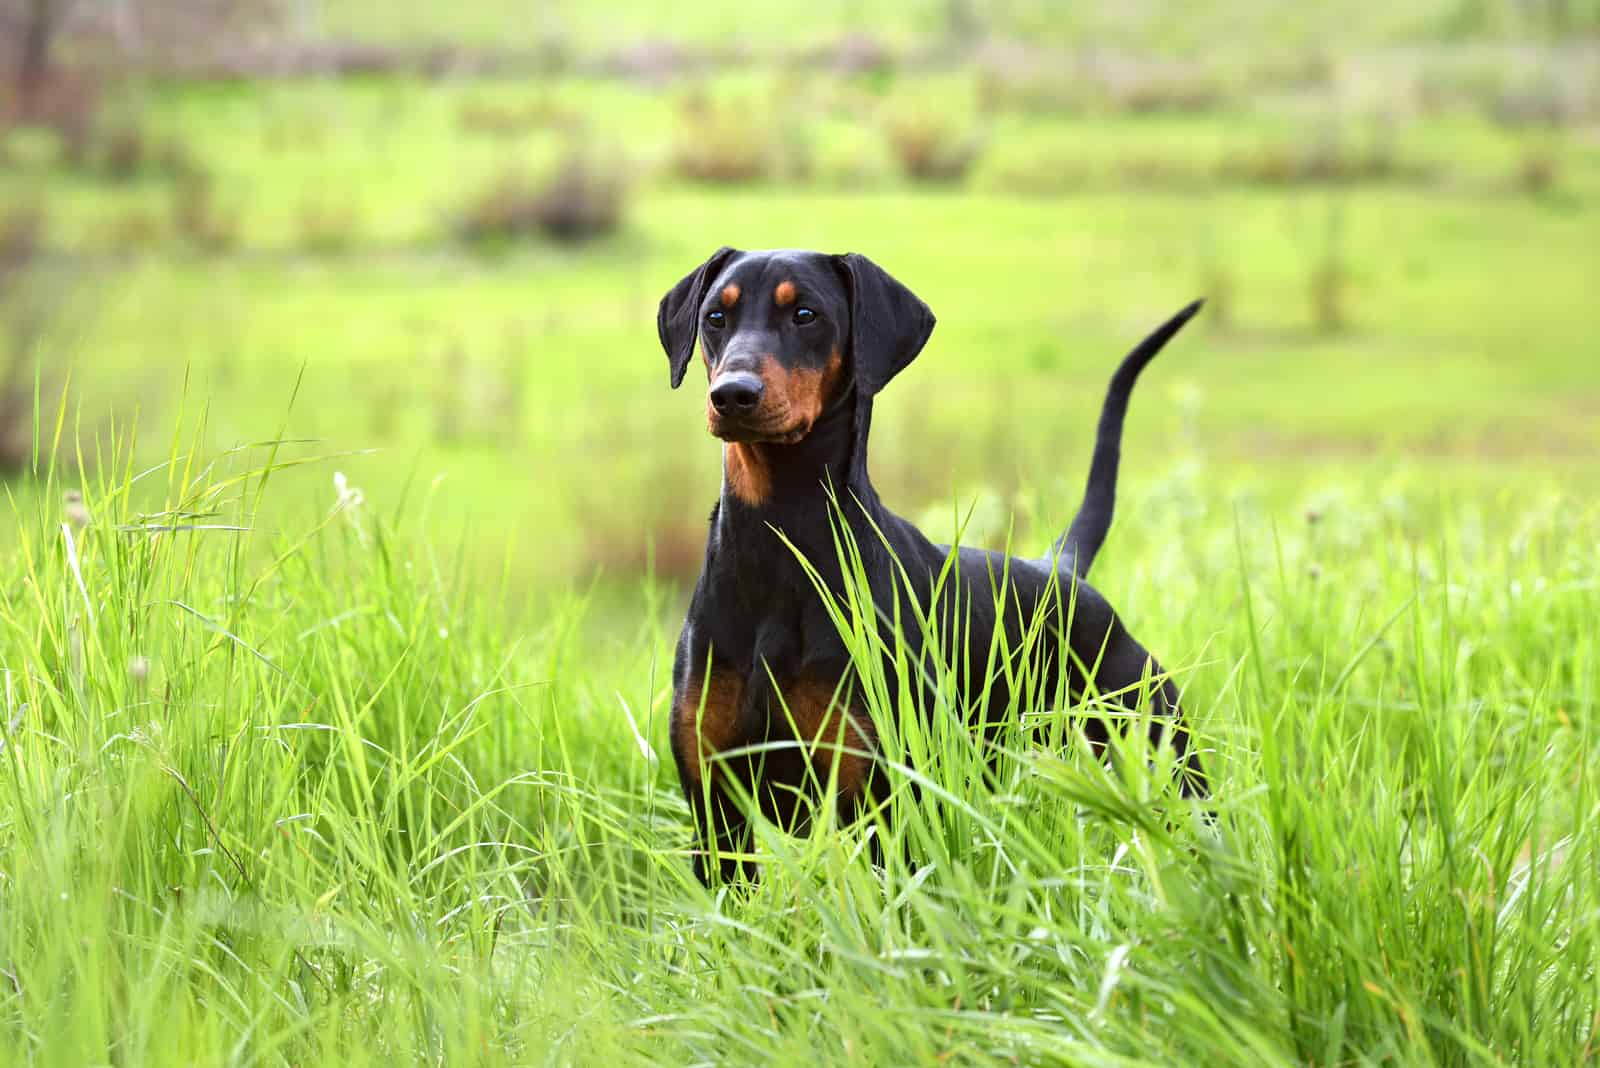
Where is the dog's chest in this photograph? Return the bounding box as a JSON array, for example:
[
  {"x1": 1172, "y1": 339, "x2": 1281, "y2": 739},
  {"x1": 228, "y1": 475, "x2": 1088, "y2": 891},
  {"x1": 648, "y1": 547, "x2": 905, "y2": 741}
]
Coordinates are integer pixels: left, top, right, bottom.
[{"x1": 670, "y1": 603, "x2": 873, "y2": 814}]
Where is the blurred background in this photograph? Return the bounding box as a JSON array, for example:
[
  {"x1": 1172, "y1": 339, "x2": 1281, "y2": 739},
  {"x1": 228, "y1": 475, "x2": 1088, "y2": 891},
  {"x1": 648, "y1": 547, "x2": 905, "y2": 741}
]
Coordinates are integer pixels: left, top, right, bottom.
[{"x1": 1, "y1": 0, "x2": 1596, "y2": 594}]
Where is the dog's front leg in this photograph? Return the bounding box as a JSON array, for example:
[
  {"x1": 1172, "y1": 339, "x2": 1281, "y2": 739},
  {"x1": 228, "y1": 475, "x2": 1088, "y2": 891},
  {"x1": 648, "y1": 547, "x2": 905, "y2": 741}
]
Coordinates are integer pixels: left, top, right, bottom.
[
  {"x1": 669, "y1": 639, "x2": 762, "y2": 887},
  {"x1": 686, "y1": 779, "x2": 756, "y2": 886}
]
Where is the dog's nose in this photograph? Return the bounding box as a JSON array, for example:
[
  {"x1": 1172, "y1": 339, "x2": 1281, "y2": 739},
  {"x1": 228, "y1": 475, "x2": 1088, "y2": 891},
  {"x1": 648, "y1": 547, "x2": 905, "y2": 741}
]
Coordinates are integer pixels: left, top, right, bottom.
[{"x1": 709, "y1": 373, "x2": 764, "y2": 416}]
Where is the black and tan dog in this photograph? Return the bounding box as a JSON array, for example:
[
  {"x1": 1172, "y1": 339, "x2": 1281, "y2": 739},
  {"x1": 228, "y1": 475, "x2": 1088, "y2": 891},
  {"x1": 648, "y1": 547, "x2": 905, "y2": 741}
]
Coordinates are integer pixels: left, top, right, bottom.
[{"x1": 657, "y1": 247, "x2": 1207, "y2": 884}]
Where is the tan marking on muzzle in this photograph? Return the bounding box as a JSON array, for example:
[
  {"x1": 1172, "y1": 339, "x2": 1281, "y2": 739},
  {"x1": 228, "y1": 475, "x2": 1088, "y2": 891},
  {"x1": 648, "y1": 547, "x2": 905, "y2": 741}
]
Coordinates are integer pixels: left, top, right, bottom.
[
  {"x1": 769, "y1": 349, "x2": 844, "y2": 430},
  {"x1": 707, "y1": 350, "x2": 845, "y2": 451}
]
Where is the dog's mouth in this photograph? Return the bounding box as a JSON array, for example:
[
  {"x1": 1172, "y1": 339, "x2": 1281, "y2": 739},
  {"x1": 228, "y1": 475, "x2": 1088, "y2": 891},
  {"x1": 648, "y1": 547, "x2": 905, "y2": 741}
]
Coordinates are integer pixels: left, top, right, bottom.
[{"x1": 707, "y1": 412, "x2": 812, "y2": 445}]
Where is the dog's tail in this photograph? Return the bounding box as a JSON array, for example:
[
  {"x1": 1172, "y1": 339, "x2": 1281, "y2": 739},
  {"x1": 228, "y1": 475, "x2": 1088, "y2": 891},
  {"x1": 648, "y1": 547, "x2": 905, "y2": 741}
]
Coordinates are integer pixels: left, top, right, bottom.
[{"x1": 1053, "y1": 300, "x2": 1203, "y2": 578}]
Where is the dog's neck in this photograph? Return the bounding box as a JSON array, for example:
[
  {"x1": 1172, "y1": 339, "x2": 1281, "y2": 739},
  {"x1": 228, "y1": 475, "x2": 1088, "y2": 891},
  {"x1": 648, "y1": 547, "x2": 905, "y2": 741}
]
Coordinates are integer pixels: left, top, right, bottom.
[{"x1": 714, "y1": 390, "x2": 868, "y2": 546}]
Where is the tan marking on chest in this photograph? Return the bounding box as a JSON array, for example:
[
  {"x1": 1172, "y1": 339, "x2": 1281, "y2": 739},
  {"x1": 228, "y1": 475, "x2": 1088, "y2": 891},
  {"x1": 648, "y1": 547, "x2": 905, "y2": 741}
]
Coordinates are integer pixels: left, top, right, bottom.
[
  {"x1": 777, "y1": 673, "x2": 878, "y2": 801},
  {"x1": 673, "y1": 668, "x2": 746, "y2": 787},
  {"x1": 723, "y1": 442, "x2": 772, "y2": 506}
]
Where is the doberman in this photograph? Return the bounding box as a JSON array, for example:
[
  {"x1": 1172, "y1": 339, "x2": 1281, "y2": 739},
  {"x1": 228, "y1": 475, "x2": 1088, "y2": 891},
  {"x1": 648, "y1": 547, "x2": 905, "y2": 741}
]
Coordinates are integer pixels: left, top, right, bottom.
[{"x1": 657, "y1": 247, "x2": 1208, "y2": 885}]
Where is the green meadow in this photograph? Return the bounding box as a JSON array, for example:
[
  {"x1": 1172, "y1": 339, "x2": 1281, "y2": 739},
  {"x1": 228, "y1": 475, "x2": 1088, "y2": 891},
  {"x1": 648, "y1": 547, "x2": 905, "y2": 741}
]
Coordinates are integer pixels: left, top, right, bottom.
[{"x1": 2, "y1": 4, "x2": 1598, "y2": 1063}]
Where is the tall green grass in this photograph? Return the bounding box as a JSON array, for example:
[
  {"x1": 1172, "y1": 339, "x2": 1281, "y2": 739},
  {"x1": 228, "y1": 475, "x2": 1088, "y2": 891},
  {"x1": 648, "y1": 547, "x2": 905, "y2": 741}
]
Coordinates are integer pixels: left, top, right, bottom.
[{"x1": 1, "y1": 414, "x2": 1595, "y2": 1064}]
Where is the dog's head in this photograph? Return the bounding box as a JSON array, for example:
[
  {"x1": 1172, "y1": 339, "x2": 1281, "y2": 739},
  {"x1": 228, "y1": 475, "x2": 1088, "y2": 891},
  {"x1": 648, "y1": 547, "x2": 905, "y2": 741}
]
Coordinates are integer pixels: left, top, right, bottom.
[{"x1": 657, "y1": 248, "x2": 935, "y2": 447}]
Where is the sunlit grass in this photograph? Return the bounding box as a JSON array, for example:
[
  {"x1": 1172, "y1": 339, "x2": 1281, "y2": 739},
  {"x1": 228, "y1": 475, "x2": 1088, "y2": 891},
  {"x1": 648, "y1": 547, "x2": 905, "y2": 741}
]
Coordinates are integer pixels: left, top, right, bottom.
[{"x1": 1, "y1": 405, "x2": 1594, "y2": 1064}]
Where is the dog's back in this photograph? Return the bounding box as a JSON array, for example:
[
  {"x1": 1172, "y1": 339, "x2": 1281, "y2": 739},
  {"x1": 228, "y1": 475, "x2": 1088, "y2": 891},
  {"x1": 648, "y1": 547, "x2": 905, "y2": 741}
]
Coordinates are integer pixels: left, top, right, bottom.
[{"x1": 813, "y1": 299, "x2": 1209, "y2": 788}]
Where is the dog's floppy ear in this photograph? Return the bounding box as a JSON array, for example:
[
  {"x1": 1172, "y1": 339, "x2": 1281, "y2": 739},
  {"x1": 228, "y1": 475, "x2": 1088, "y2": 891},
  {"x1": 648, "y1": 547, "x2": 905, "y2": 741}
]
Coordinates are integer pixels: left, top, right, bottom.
[
  {"x1": 833, "y1": 252, "x2": 936, "y2": 396},
  {"x1": 657, "y1": 246, "x2": 738, "y2": 389}
]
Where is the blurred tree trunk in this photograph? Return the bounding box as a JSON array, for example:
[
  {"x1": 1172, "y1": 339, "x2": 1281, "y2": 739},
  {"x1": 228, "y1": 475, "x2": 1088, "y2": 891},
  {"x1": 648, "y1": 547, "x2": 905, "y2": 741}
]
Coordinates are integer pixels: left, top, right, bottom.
[
  {"x1": 11, "y1": 0, "x2": 75, "y2": 117},
  {"x1": 0, "y1": 360, "x2": 29, "y2": 474},
  {"x1": 109, "y1": 0, "x2": 142, "y2": 56},
  {"x1": 0, "y1": 208, "x2": 45, "y2": 477}
]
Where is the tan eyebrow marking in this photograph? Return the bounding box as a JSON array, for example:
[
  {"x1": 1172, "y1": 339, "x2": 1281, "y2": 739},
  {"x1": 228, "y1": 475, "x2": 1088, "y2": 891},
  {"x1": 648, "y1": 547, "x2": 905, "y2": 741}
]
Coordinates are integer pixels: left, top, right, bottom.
[
  {"x1": 774, "y1": 280, "x2": 796, "y2": 307},
  {"x1": 720, "y1": 284, "x2": 741, "y2": 307}
]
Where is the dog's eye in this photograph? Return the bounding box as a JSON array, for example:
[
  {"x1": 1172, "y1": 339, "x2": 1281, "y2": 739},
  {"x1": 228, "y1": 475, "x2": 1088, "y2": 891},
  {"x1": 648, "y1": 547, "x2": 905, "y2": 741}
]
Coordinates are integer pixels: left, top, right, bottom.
[
  {"x1": 705, "y1": 310, "x2": 726, "y2": 329},
  {"x1": 793, "y1": 307, "x2": 817, "y2": 326}
]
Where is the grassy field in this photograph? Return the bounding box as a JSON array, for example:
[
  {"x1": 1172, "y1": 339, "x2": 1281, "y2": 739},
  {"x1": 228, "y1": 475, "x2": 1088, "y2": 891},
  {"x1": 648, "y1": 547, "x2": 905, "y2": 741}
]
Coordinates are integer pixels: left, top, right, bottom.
[
  {"x1": 2, "y1": 4, "x2": 1599, "y2": 1063},
  {"x1": 1, "y1": 424, "x2": 1595, "y2": 1065}
]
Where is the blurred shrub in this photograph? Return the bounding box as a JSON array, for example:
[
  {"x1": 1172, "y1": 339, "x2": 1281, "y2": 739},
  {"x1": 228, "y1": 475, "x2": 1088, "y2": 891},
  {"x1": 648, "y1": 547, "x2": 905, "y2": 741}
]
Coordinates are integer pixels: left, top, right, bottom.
[
  {"x1": 1514, "y1": 140, "x2": 1561, "y2": 194},
  {"x1": 454, "y1": 167, "x2": 542, "y2": 242},
  {"x1": 525, "y1": 151, "x2": 627, "y2": 241},
  {"x1": 1492, "y1": 75, "x2": 1581, "y2": 128},
  {"x1": 454, "y1": 149, "x2": 627, "y2": 245},
  {"x1": 296, "y1": 195, "x2": 365, "y2": 254},
  {"x1": 1415, "y1": 58, "x2": 1507, "y2": 117},
  {"x1": 988, "y1": 147, "x2": 1209, "y2": 194},
  {"x1": 152, "y1": 136, "x2": 199, "y2": 179},
  {"x1": 1219, "y1": 120, "x2": 1433, "y2": 186},
  {"x1": 883, "y1": 110, "x2": 986, "y2": 183},
  {"x1": 1244, "y1": 50, "x2": 1337, "y2": 92},
  {"x1": 456, "y1": 95, "x2": 576, "y2": 138},
  {"x1": 668, "y1": 94, "x2": 780, "y2": 183},
  {"x1": 601, "y1": 38, "x2": 693, "y2": 86},
  {"x1": 977, "y1": 50, "x2": 1230, "y2": 117},
  {"x1": 170, "y1": 169, "x2": 240, "y2": 253},
  {"x1": 810, "y1": 32, "x2": 896, "y2": 78},
  {"x1": 96, "y1": 121, "x2": 149, "y2": 180},
  {"x1": 1117, "y1": 153, "x2": 1207, "y2": 188},
  {"x1": 991, "y1": 120, "x2": 1437, "y2": 195},
  {"x1": 975, "y1": 45, "x2": 1086, "y2": 116},
  {"x1": 813, "y1": 79, "x2": 891, "y2": 124},
  {"x1": 105, "y1": 206, "x2": 166, "y2": 255},
  {"x1": 1103, "y1": 64, "x2": 1230, "y2": 115},
  {"x1": 1416, "y1": 49, "x2": 1599, "y2": 127},
  {"x1": 1220, "y1": 143, "x2": 1308, "y2": 184},
  {"x1": 88, "y1": 118, "x2": 196, "y2": 182},
  {"x1": 977, "y1": 66, "x2": 1081, "y2": 116},
  {"x1": 0, "y1": 206, "x2": 44, "y2": 279}
]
